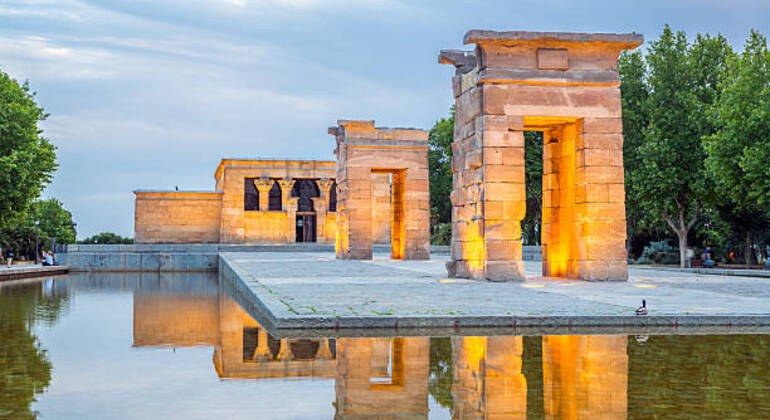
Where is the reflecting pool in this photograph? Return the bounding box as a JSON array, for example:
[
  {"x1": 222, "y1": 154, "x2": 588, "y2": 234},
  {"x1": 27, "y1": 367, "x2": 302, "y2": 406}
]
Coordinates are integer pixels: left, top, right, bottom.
[{"x1": 1, "y1": 273, "x2": 769, "y2": 419}]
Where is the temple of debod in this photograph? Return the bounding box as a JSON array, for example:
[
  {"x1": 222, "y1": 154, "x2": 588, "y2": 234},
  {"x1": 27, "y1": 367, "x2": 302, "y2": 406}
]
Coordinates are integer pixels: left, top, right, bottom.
[{"x1": 131, "y1": 29, "x2": 643, "y2": 282}]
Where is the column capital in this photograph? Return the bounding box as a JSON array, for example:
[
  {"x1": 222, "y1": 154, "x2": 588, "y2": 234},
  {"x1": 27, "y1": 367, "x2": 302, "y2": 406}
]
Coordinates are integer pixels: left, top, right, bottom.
[
  {"x1": 277, "y1": 178, "x2": 296, "y2": 190},
  {"x1": 316, "y1": 178, "x2": 334, "y2": 198},
  {"x1": 254, "y1": 177, "x2": 274, "y2": 192}
]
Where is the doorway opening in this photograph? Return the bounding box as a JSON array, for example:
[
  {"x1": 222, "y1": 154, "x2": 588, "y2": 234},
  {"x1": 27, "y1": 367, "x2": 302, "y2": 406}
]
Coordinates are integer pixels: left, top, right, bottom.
[
  {"x1": 372, "y1": 169, "x2": 406, "y2": 259},
  {"x1": 296, "y1": 213, "x2": 316, "y2": 243}
]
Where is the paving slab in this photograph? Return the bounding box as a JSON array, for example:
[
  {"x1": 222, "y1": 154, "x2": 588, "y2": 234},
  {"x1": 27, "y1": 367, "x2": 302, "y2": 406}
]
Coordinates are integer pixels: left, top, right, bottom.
[{"x1": 219, "y1": 252, "x2": 770, "y2": 337}]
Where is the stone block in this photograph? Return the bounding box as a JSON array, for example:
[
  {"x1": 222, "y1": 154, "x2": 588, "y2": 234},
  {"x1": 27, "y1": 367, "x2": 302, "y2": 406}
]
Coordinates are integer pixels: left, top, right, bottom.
[
  {"x1": 484, "y1": 200, "x2": 527, "y2": 221},
  {"x1": 577, "y1": 239, "x2": 627, "y2": 260},
  {"x1": 575, "y1": 184, "x2": 609, "y2": 204},
  {"x1": 579, "y1": 220, "x2": 626, "y2": 239},
  {"x1": 457, "y1": 88, "x2": 482, "y2": 124},
  {"x1": 576, "y1": 202, "x2": 625, "y2": 220},
  {"x1": 486, "y1": 239, "x2": 522, "y2": 260},
  {"x1": 484, "y1": 260, "x2": 525, "y2": 282},
  {"x1": 537, "y1": 48, "x2": 569, "y2": 70},
  {"x1": 576, "y1": 166, "x2": 624, "y2": 184},
  {"x1": 484, "y1": 131, "x2": 524, "y2": 148},
  {"x1": 608, "y1": 183, "x2": 625, "y2": 203},
  {"x1": 483, "y1": 165, "x2": 525, "y2": 183},
  {"x1": 484, "y1": 220, "x2": 522, "y2": 240},
  {"x1": 485, "y1": 182, "x2": 526, "y2": 202},
  {"x1": 583, "y1": 118, "x2": 622, "y2": 133},
  {"x1": 579, "y1": 133, "x2": 623, "y2": 149}
]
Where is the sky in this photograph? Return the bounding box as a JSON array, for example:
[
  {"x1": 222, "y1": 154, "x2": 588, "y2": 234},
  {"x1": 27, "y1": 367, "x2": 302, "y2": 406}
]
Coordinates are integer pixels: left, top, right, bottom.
[{"x1": 1, "y1": 0, "x2": 769, "y2": 239}]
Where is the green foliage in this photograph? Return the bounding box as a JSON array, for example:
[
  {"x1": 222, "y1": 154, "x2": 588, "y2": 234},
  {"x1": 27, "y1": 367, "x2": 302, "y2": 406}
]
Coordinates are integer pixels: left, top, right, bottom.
[
  {"x1": 431, "y1": 222, "x2": 451, "y2": 246},
  {"x1": 79, "y1": 232, "x2": 133, "y2": 244},
  {"x1": 0, "y1": 198, "x2": 76, "y2": 258},
  {"x1": 621, "y1": 25, "x2": 733, "y2": 265},
  {"x1": 428, "y1": 337, "x2": 453, "y2": 409},
  {"x1": 705, "y1": 30, "x2": 770, "y2": 264},
  {"x1": 428, "y1": 107, "x2": 454, "y2": 224},
  {"x1": 636, "y1": 240, "x2": 679, "y2": 264},
  {"x1": 0, "y1": 69, "x2": 57, "y2": 232},
  {"x1": 522, "y1": 131, "x2": 543, "y2": 245},
  {"x1": 0, "y1": 282, "x2": 68, "y2": 418}
]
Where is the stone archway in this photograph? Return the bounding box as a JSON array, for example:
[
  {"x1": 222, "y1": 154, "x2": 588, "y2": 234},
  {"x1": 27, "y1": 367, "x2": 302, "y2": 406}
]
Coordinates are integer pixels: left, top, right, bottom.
[
  {"x1": 330, "y1": 120, "x2": 430, "y2": 260},
  {"x1": 440, "y1": 30, "x2": 642, "y2": 281}
]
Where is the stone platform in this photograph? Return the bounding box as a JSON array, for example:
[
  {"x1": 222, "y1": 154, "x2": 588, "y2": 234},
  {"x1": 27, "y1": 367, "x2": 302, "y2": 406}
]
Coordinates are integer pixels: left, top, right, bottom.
[
  {"x1": 220, "y1": 252, "x2": 770, "y2": 337},
  {"x1": 0, "y1": 265, "x2": 69, "y2": 281}
]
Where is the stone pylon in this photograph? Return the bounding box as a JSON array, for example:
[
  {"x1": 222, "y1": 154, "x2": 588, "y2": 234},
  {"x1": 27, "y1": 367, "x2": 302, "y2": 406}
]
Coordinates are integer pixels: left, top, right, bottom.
[{"x1": 440, "y1": 31, "x2": 642, "y2": 281}]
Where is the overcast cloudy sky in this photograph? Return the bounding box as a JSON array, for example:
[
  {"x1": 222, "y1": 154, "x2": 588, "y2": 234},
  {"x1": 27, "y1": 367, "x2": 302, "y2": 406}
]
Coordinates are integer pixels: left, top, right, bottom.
[{"x1": 1, "y1": 0, "x2": 768, "y2": 238}]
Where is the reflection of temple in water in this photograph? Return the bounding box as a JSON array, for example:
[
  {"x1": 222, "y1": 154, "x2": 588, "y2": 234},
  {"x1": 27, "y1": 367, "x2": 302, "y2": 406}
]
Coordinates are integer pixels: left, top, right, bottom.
[{"x1": 131, "y1": 284, "x2": 628, "y2": 419}]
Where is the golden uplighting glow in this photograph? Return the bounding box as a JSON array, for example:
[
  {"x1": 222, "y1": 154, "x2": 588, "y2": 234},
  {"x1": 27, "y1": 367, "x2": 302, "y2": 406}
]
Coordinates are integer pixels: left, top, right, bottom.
[
  {"x1": 438, "y1": 279, "x2": 457, "y2": 283},
  {"x1": 633, "y1": 284, "x2": 658, "y2": 288},
  {"x1": 521, "y1": 284, "x2": 545, "y2": 288}
]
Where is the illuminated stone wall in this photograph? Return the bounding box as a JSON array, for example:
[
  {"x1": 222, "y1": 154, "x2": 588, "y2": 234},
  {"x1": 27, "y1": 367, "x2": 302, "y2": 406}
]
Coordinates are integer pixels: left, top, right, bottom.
[
  {"x1": 542, "y1": 335, "x2": 628, "y2": 419},
  {"x1": 215, "y1": 159, "x2": 338, "y2": 244},
  {"x1": 334, "y1": 337, "x2": 429, "y2": 419},
  {"x1": 452, "y1": 336, "x2": 527, "y2": 419},
  {"x1": 440, "y1": 31, "x2": 642, "y2": 281},
  {"x1": 134, "y1": 191, "x2": 222, "y2": 244},
  {"x1": 331, "y1": 120, "x2": 430, "y2": 260}
]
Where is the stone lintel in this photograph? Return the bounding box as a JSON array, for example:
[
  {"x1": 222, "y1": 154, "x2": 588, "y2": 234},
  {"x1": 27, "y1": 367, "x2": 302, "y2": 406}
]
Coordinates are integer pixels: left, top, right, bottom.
[
  {"x1": 479, "y1": 68, "x2": 620, "y2": 86},
  {"x1": 463, "y1": 30, "x2": 643, "y2": 48},
  {"x1": 438, "y1": 49, "x2": 477, "y2": 74},
  {"x1": 330, "y1": 119, "x2": 428, "y2": 143}
]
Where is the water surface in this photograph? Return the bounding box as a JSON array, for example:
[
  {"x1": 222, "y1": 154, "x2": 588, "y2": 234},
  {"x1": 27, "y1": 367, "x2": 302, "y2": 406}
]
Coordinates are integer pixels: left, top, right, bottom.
[{"x1": 1, "y1": 273, "x2": 769, "y2": 419}]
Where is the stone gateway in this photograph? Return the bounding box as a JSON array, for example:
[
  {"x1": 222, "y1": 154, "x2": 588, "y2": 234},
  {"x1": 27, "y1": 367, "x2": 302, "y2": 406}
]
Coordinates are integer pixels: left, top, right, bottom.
[{"x1": 440, "y1": 31, "x2": 642, "y2": 281}]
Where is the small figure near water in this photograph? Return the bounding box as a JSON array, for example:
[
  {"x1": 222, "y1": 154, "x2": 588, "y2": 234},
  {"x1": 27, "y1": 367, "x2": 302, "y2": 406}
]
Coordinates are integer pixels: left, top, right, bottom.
[{"x1": 636, "y1": 300, "x2": 648, "y2": 316}]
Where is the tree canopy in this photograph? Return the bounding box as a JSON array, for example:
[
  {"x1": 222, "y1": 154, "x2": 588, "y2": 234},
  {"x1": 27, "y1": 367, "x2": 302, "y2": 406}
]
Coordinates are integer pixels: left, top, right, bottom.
[{"x1": 0, "y1": 69, "x2": 57, "y2": 232}]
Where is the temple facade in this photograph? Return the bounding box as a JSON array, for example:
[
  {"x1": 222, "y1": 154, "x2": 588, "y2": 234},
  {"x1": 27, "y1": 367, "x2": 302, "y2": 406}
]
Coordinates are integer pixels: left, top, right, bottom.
[{"x1": 134, "y1": 158, "x2": 393, "y2": 244}]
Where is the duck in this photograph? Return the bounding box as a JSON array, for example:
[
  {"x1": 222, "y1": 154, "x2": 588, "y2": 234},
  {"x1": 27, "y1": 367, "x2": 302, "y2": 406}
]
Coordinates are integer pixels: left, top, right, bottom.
[{"x1": 635, "y1": 299, "x2": 648, "y2": 316}]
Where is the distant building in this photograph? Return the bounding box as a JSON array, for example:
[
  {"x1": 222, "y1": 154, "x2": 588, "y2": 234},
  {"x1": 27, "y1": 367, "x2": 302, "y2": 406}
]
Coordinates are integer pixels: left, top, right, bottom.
[{"x1": 133, "y1": 158, "x2": 392, "y2": 244}]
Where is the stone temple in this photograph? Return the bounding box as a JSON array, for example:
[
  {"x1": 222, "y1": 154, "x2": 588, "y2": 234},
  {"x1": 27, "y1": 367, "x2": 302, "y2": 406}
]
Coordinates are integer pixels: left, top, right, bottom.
[
  {"x1": 440, "y1": 30, "x2": 642, "y2": 282},
  {"x1": 134, "y1": 121, "x2": 429, "y2": 257},
  {"x1": 133, "y1": 29, "x2": 641, "y2": 282}
]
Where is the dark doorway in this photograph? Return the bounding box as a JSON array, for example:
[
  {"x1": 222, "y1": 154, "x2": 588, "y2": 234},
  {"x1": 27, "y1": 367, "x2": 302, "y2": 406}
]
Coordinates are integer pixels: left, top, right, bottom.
[{"x1": 296, "y1": 214, "x2": 316, "y2": 242}]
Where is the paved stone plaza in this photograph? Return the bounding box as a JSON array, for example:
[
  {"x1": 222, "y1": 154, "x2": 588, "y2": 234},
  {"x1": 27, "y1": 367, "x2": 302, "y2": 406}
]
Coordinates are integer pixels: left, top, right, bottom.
[{"x1": 220, "y1": 252, "x2": 770, "y2": 336}]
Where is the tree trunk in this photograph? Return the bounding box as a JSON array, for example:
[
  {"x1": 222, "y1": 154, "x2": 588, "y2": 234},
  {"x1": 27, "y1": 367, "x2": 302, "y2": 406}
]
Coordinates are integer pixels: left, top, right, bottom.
[
  {"x1": 677, "y1": 231, "x2": 688, "y2": 268},
  {"x1": 663, "y1": 203, "x2": 699, "y2": 269},
  {"x1": 745, "y1": 231, "x2": 752, "y2": 268}
]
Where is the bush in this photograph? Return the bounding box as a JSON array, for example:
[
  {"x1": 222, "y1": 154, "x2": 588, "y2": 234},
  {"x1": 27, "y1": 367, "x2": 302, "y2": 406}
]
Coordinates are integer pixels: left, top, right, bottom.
[
  {"x1": 431, "y1": 223, "x2": 451, "y2": 246},
  {"x1": 638, "y1": 240, "x2": 679, "y2": 264}
]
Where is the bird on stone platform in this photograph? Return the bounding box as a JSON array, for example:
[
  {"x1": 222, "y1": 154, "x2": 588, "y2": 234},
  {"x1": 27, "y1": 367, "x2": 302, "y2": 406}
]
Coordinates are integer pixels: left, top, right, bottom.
[{"x1": 636, "y1": 299, "x2": 648, "y2": 316}]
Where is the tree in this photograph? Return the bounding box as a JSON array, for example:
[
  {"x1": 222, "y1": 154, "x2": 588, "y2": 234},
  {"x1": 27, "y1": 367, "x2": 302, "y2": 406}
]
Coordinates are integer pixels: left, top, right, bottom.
[
  {"x1": 633, "y1": 26, "x2": 731, "y2": 267},
  {"x1": 79, "y1": 232, "x2": 133, "y2": 244},
  {"x1": 428, "y1": 107, "x2": 454, "y2": 225},
  {"x1": 522, "y1": 131, "x2": 543, "y2": 244},
  {"x1": 0, "y1": 69, "x2": 57, "y2": 231},
  {"x1": 706, "y1": 30, "x2": 770, "y2": 265}
]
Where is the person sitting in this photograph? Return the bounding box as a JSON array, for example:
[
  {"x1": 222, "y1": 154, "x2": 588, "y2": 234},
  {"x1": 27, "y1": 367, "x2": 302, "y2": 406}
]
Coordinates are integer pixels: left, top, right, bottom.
[
  {"x1": 43, "y1": 251, "x2": 54, "y2": 266},
  {"x1": 5, "y1": 247, "x2": 14, "y2": 268},
  {"x1": 703, "y1": 246, "x2": 716, "y2": 268}
]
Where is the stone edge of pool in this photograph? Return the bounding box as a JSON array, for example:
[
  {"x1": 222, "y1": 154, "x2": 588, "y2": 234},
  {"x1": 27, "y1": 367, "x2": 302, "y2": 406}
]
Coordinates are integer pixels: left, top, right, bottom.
[{"x1": 218, "y1": 253, "x2": 770, "y2": 338}]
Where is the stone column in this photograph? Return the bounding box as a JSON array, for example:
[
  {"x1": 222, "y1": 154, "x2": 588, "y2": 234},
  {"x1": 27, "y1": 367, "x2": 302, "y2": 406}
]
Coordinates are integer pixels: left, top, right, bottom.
[
  {"x1": 254, "y1": 178, "x2": 274, "y2": 211},
  {"x1": 542, "y1": 335, "x2": 627, "y2": 418},
  {"x1": 315, "y1": 339, "x2": 333, "y2": 360},
  {"x1": 277, "y1": 179, "x2": 295, "y2": 211},
  {"x1": 285, "y1": 197, "x2": 299, "y2": 243},
  {"x1": 575, "y1": 118, "x2": 628, "y2": 280},
  {"x1": 252, "y1": 328, "x2": 272, "y2": 362},
  {"x1": 315, "y1": 179, "x2": 334, "y2": 243},
  {"x1": 276, "y1": 338, "x2": 293, "y2": 361}
]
